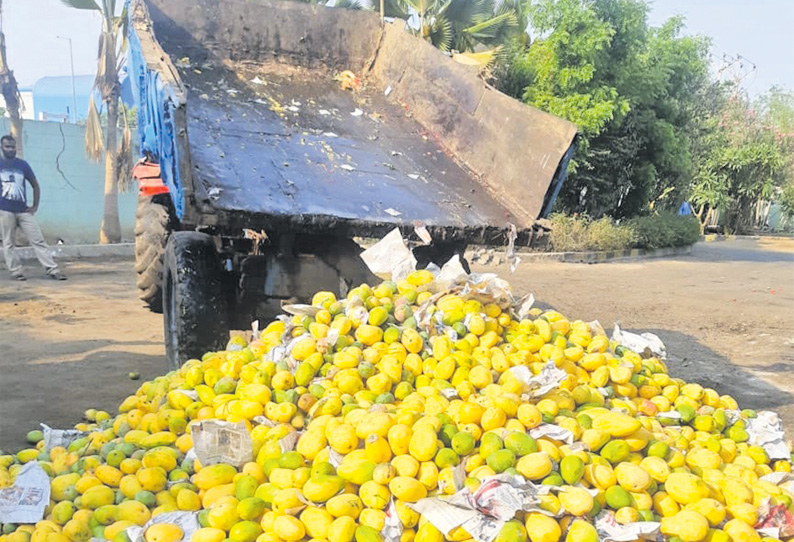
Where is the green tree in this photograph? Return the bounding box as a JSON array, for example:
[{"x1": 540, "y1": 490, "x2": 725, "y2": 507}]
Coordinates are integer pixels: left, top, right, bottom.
[
  {"x1": 61, "y1": 0, "x2": 131, "y2": 244},
  {"x1": 691, "y1": 89, "x2": 790, "y2": 233}
]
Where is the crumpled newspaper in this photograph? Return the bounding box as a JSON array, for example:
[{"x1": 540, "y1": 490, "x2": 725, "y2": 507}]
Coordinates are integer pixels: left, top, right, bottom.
[
  {"x1": 125, "y1": 511, "x2": 200, "y2": 542},
  {"x1": 746, "y1": 411, "x2": 791, "y2": 461},
  {"x1": 755, "y1": 499, "x2": 794, "y2": 539},
  {"x1": 361, "y1": 228, "x2": 417, "y2": 282},
  {"x1": 594, "y1": 511, "x2": 662, "y2": 542},
  {"x1": 40, "y1": 423, "x2": 89, "y2": 452},
  {"x1": 409, "y1": 474, "x2": 553, "y2": 542},
  {"x1": 612, "y1": 324, "x2": 666, "y2": 359},
  {"x1": 190, "y1": 420, "x2": 253, "y2": 467},
  {"x1": 529, "y1": 424, "x2": 574, "y2": 445},
  {"x1": 381, "y1": 498, "x2": 403, "y2": 542},
  {"x1": 0, "y1": 462, "x2": 51, "y2": 524},
  {"x1": 507, "y1": 361, "x2": 568, "y2": 399}
]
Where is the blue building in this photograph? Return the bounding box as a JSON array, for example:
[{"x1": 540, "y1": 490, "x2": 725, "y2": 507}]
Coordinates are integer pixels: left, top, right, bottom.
[{"x1": 31, "y1": 72, "x2": 135, "y2": 123}]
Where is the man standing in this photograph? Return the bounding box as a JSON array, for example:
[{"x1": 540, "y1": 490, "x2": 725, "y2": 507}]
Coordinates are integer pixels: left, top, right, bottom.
[{"x1": 0, "y1": 135, "x2": 66, "y2": 280}]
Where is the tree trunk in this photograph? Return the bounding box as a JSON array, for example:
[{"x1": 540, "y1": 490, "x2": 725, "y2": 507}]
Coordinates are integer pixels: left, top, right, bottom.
[
  {"x1": 100, "y1": 96, "x2": 121, "y2": 244},
  {"x1": 0, "y1": 28, "x2": 23, "y2": 157}
]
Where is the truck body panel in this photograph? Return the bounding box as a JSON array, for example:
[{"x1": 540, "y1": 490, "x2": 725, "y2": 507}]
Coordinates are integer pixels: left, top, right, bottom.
[{"x1": 128, "y1": 0, "x2": 578, "y2": 243}]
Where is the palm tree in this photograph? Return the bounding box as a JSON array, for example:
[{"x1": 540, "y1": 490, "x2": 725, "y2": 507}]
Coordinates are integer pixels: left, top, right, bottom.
[
  {"x1": 0, "y1": 0, "x2": 24, "y2": 156},
  {"x1": 61, "y1": 0, "x2": 129, "y2": 244},
  {"x1": 398, "y1": 0, "x2": 517, "y2": 54}
]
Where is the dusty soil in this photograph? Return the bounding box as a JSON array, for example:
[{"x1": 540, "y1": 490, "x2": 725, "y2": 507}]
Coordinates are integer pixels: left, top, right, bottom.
[{"x1": 1, "y1": 238, "x2": 792, "y2": 451}]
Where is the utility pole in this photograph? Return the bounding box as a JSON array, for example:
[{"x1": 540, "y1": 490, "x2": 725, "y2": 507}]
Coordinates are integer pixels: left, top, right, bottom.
[{"x1": 57, "y1": 36, "x2": 78, "y2": 123}]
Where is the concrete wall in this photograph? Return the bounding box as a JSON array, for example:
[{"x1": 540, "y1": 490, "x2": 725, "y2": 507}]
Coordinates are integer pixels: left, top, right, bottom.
[{"x1": 0, "y1": 119, "x2": 138, "y2": 244}]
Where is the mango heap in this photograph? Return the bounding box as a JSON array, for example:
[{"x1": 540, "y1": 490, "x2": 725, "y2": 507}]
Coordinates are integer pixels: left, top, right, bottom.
[{"x1": 1, "y1": 271, "x2": 793, "y2": 542}]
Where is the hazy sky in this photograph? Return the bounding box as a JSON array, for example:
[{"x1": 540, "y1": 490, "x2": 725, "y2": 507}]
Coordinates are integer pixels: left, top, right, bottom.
[{"x1": 5, "y1": 0, "x2": 794, "y2": 95}]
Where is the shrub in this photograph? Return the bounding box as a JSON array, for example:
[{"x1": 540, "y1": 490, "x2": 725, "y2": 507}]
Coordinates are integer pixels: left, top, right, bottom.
[
  {"x1": 549, "y1": 214, "x2": 635, "y2": 252},
  {"x1": 628, "y1": 212, "x2": 700, "y2": 250},
  {"x1": 549, "y1": 212, "x2": 700, "y2": 252}
]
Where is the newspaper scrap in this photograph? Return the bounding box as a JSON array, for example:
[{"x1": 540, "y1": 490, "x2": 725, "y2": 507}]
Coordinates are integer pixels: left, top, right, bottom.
[
  {"x1": 755, "y1": 499, "x2": 794, "y2": 539},
  {"x1": 612, "y1": 324, "x2": 666, "y2": 359},
  {"x1": 410, "y1": 475, "x2": 552, "y2": 542},
  {"x1": 529, "y1": 424, "x2": 574, "y2": 445},
  {"x1": 435, "y1": 256, "x2": 469, "y2": 290},
  {"x1": 279, "y1": 430, "x2": 302, "y2": 453},
  {"x1": 514, "y1": 294, "x2": 535, "y2": 320},
  {"x1": 41, "y1": 423, "x2": 89, "y2": 452},
  {"x1": 0, "y1": 462, "x2": 51, "y2": 524},
  {"x1": 414, "y1": 224, "x2": 432, "y2": 245},
  {"x1": 281, "y1": 304, "x2": 321, "y2": 317},
  {"x1": 594, "y1": 511, "x2": 661, "y2": 542},
  {"x1": 125, "y1": 511, "x2": 200, "y2": 542},
  {"x1": 505, "y1": 223, "x2": 521, "y2": 273},
  {"x1": 326, "y1": 447, "x2": 345, "y2": 468},
  {"x1": 361, "y1": 228, "x2": 418, "y2": 283},
  {"x1": 381, "y1": 499, "x2": 404, "y2": 542},
  {"x1": 190, "y1": 420, "x2": 253, "y2": 468},
  {"x1": 746, "y1": 411, "x2": 791, "y2": 461},
  {"x1": 508, "y1": 361, "x2": 568, "y2": 399}
]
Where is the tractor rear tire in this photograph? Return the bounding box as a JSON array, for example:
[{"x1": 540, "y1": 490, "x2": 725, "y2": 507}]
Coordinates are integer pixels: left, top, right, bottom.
[
  {"x1": 162, "y1": 231, "x2": 229, "y2": 371},
  {"x1": 134, "y1": 195, "x2": 175, "y2": 313}
]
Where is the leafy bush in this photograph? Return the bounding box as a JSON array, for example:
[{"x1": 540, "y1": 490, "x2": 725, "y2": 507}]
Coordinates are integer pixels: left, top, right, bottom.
[
  {"x1": 549, "y1": 212, "x2": 700, "y2": 252},
  {"x1": 628, "y1": 212, "x2": 700, "y2": 250},
  {"x1": 549, "y1": 215, "x2": 635, "y2": 252}
]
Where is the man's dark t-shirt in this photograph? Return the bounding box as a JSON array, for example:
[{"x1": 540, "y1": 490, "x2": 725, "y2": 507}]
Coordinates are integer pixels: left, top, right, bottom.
[{"x1": 0, "y1": 157, "x2": 35, "y2": 213}]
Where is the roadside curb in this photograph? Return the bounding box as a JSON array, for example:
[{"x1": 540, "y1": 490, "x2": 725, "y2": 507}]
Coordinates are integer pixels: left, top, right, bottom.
[
  {"x1": 469, "y1": 245, "x2": 694, "y2": 265},
  {"x1": 9, "y1": 243, "x2": 135, "y2": 263}
]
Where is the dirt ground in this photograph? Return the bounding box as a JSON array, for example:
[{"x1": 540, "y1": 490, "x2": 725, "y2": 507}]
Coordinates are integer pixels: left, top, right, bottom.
[{"x1": 1, "y1": 238, "x2": 792, "y2": 451}]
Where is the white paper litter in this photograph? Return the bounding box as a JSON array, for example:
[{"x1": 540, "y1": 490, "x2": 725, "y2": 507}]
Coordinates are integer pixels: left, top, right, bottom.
[
  {"x1": 340, "y1": 164, "x2": 355, "y2": 171},
  {"x1": 351, "y1": 108, "x2": 364, "y2": 117},
  {"x1": 514, "y1": 294, "x2": 535, "y2": 320},
  {"x1": 281, "y1": 304, "x2": 321, "y2": 317},
  {"x1": 207, "y1": 187, "x2": 222, "y2": 200},
  {"x1": 381, "y1": 499, "x2": 403, "y2": 542},
  {"x1": 125, "y1": 511, "x2": 200, "y2": 542},
  {"x1": 360, "y1": 228, "x2": 418, "y2": 282},
  {"x1": 612, "y1": 324, "x2": 667, "y2": 359},
  {"x1": 41, "y1": 423, "x2": 89, "y2": 451},
  {"x1": 0, "y1": 462, "x2": 51, "y2": 524},
  {"x1": 746, "y1": 411, "x2": 791, "y2": 460},
  {"x1": 410, "y1": 474, "x2": 553, "y2": 542},
  {"x1": 384, "y1": 86, "x2": 392, "y2": 96},
  {"x1": 190, "y1": 420, "x2": 253, "y2": 467},
  {"x1": 319, "y1": 109, "x2": 331, "y2": 116},
  {"x1": 251, "y1": 76, "x2": 265, "y2": 85},
  {"x1": 323, "y1": 132, "x2": 338, "y2": 138},
  {"x1": 509, "y1": 361, "x2": 568, "y2": 398},
  {"x1": 407, "y1": 174, "x2": 420, "y2": 180},
  {"x1": 384, "y1": 208, "x2": 402, "y2": 216},
  {"x1": 529, "y1": 424, "x2": 574, "y2": 445},
  {"x1": 594, "y1": 511, "x2": 661, "y2": 542},
  {"x1": 414, "y1": 225, "x2": 432, "y2": 245},
  {"x1": 435, "y1": 256, "x2": 469, "y2": 289},
  {"x1": 279, "y1": 430, "x2": 301, "y2": 453}
]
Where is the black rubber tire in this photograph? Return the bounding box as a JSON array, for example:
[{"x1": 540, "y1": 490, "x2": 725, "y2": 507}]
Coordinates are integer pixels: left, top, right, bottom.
[
  {"x1": 134, "y1": 196, "x2": 174, "y2": 313},
  {"x1": 162, "y1": 232, "x2": 229, "y2": 371}
]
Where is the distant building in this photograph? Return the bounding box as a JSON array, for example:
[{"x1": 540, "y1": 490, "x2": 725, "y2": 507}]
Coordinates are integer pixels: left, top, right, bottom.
[{"x1": 1, "y1": 72, "x2": 134, "y2": 124}]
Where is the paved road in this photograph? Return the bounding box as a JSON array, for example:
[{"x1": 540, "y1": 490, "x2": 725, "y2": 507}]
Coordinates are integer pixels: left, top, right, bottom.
[{"x1": 0, "y1": 238, "x2": 792, "y2": 450}]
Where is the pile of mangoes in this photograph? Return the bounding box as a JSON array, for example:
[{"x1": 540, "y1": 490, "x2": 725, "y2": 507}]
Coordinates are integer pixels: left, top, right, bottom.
[{"x1": 1, "y1": 271, "x2": 792, "y2": 542}]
